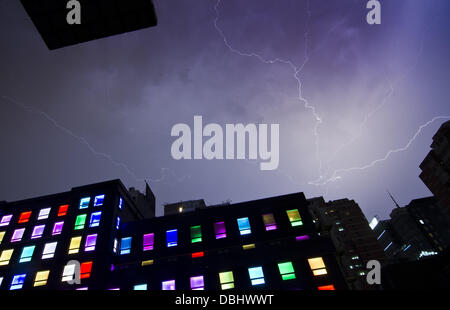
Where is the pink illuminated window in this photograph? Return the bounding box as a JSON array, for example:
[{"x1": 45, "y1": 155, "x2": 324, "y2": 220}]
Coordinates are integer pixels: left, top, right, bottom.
[
  {"x1": 143, "y1": 233, "x2": 154, "y2": 251},
  {"x1": 214, "y1": 221, "x2": 226, "y2": 239}
]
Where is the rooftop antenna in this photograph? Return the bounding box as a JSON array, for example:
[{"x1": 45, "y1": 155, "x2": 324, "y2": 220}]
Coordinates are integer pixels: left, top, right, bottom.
[{"x1": 387, "y1": 190, "x2": 401, "y2": 209}]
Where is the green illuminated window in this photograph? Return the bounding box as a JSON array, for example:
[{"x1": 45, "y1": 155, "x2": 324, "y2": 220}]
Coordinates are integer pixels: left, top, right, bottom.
[
  {"x1": 278, "y1": 262, "x2": 296, "y2": 280},
  {"x1": 190, "y1": 225, "x2": 202, "y2": 243},
  {"x1": 286, "y1": 209, "x2": 303, "y2": 227},
  {"x1": 219, "y1": 271, "x2": 234, "y2": 290},
  {"x1": 74, "y1": 214, "x2": 87, "y2": 230}
]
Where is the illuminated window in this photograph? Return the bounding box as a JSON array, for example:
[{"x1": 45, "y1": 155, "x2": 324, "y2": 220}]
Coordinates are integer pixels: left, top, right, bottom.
[
  {"x1": 278, "y1": 262, "x2": 296, "y2": 280},
  {"x1": 190, "y1": 225, "x2": 202, "y2": 243},
  {"x1": 79, "y1": 197, "x2": 90, "y2": 209},
  {"x1": 52, "y1": 221, "x2": 64, "y2": 235},
  {"x1": 242, "y1": 244, "x2": 255, "y2": 250},
  {"x1": 134, "y1": 284, "x2": 147, "y2": 290},
  {"x1": 0, "y1": 215, "x2": 12, "y2": 227},
  {"x1": 162, "y1": 280, "x2": 175, "y2": 290},
  {"x1": 318, "y1": 284, "x2": 335, "y2": 290},
  {"x1": 120, "y1": 237, "x2": 132, "y2": 255},
  {"x1": 58, "y1": 205, "x2": 69, "y2": 217},
  {"x1": 68, "y1": 236, "x2": 82, "y2": 254},
  {"x1": 31, "y1": 225, "x2": 45, "y2": 239},
  {"x1": 219, "y1": 271, "x2": 234, "y2": 290},
  {"x1": 143, "y1": 233, "x2": 154, "y2": 251},
  {"x1": 262, "y1": 213, "x2": 277, "y2": 231},
  {"x1": 18, "y1": 211, "x2": 32, "y2": 224},
  {"x1": 116, "y1": 217, "x2": 120, "y2": 230},
  {"x1": 214, "y1": 221, "x2": 226, "y2": 239},
  {"x1": 0, "y1": 249, "x2": 14, "y2": 266},
  {"x1": 19, "y1": 245, "x2": 35, "y2": 263},
  {"x1": 113, "y1": 238, "x2": 118, "y2": 253},
  {"x1": 74, "y1": 214, "x2": 87, "y2": 230},
  {"x1": 141, "y1": 260, "x2": 154, "y2": 266},
  {"x1": 85, "y1": 234, "x2": 98, "y2": 252},
  {"x1": 286, "y1": 209, "x2": 303, "y2": 227},
  {"x1": 248, "y1": 267, "x2": 265, "y2": 286},
  {"x1": 237, "y1": 217, "x2": 251, "y2": 235},
  {"x1": 296, "y1": 235, "x2": 310, "y2": 241},
  {"x1": 10, "y1": 274, "x2": 26, "y2": 290},
  {"x1": 190, "y1": 276, "x2": 204, "y2": 290},
  {"x1": 42, "y1": 242, "x2": 57, "y2": 259},
  {"x1": 62, "y1": 262, "x2": 78, "y2": 282},
  {"x1": 192, "y1": 251, "x2": 204, "y2": 258},
  {"x1": 34, "y1": 271, "x2": 50, "y2": 287},
  {"x1": 89, "y1": 211, "x2": 102, "y2": 227},
  {"x1": 0, "y1": 231, "x2": 5, "y2": 245},
  {"x1": 80, "y1": 262, "x2": 93, "y2": 279},
  {"x1": 119, "y1": 197, "x2": 123, "y2": 209},
  {"x1": 94, "y1": 195, "x2": 105, "y2": 207},
  {"x1": 308, "y1": 257, "x2": 328, "y2": 276},
  {"x1": 166, "y1": 229, "x2": 177, "y2": 247},
  {"x1": 0, "y1": 277, "x2": 3, "y2": 287},
  {"x1": 11, "y1": 228, "x2": 25, "y2": 242},
  {"x1": 38, "y1": 208, "x2": 51, "y2": 220}
]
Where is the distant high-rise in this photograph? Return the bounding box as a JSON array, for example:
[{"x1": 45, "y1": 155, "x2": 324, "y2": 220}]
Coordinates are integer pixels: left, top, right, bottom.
[
  {"x1": 308, "y1": 197, "x2": 385, "y2": 289},
  {"x1": 420, "y1": 121, "x2": 450, "y2": 213}
]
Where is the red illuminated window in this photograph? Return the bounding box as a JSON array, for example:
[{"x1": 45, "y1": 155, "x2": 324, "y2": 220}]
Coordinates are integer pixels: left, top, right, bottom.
[
  {"x1": 192, "y1": 251, "x2": 204, "y2": 258},
  {"x1": 318, "y1": 285, "x2": 335, "y2": 290},
  {"x1": 57, "y1": 205, "x2": 69, "y2": 217},
  {"x1": 80, "y1": 262, "x2": 93, "y2": 279},
  {"x1": 18, "y1": 211, "x2": 32, "y2": 224}
]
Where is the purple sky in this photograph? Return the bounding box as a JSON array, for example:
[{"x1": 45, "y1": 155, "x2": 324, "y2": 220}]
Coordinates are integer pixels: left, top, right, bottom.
[{"x1": 1, "y1": 0, "x2": 449, "y2": 219}]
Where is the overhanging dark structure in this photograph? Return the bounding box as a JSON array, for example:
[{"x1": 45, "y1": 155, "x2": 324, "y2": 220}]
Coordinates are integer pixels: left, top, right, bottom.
[{"x1": 20, "y1": 0, "x2": 158, "y2": 50}]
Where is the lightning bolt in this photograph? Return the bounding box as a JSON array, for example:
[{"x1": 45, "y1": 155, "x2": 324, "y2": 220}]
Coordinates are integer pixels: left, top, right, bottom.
[
  {"x1": 213, "y1": 0, "x2": 325, "y2": 177},
  {"x1": 1, "y1": 95, "x2": 190, "y2": 186},
  {"x1": 311, "y1": 116, "x2": 450, "y2": 186}
]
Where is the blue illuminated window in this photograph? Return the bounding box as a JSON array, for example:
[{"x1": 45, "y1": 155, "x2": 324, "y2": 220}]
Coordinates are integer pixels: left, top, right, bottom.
[
  {"x1": 166, "y1": 229, "x2": 178, "y2": 247},
  {"x1": 90, "y1": 211, "x2": 102, "y2": 227},
  {"x1": 134, "y1": 284, "x2": 147, "y2": 290},
  {"x1": 94, "y1": 195, "x2": 105, "y2": 207},
  {"x1": 248, "y1": 267, "x2": 265, "y2": 286},
  {"x1": 119, "y1": 197, "x2": 123, "y2": 209},
  {"x1": 120, "y1": 237, "x2": 132, "y2": 255},
  {"x1": 10, "y1": 274, "x2": 26, "y2": 290},
  {"x1": 79, "y1": 197, "x2": 90, "y2": 209},
  {"x1": 116, "y1": 217, "x2": 120, "y2": 230},
  {"x1": 237, "y1": 217, "x2": 251, "y2": 235},
  {"x1": 20, "y1": 246, "x2": 36, "y2": 263}
]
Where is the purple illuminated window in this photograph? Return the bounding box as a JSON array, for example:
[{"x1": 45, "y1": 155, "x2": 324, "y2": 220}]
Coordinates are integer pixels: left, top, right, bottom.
[
  {"x1": 214, "y1": 221, "x2": 226, "y2": 239},
  {"x1": 190, "y1": 276, "x2": 204, "y2": 290},
  {"x1": 31, "y1": 225, "x2": 45, "y2": 239},
  {"x1": 11, "y1": 228, "x2": 25, "y2": 242},
  {"x1": 52, "y1": 221, "x2": 64, "y2": 235},
  {"x1": 296, "y1": 235, "x2": 310, "y2": 241},
  {"x1": 143, "y1": 233, "x2": 154, "y2": 251},
  {"x1": 162, "y1": 280, "x2": 175, "y2": 290},
  {"x1": 85, "y1": 234, "x2": 98, "y2": 252},
  {"x1": 0, "y1": 215, "x2": 12, "y2": 227}
]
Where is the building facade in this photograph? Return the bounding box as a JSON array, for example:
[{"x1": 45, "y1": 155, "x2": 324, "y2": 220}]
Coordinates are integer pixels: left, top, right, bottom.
[
  {"x1": 420, "y1": 120, "x2": 450, "y2": 213},
  {"x1": 308, "y1": 197, "x2": 385, "y2": 289},
  {"x1": 0, "y1": 180, "x2": 346, "y2": 290}
]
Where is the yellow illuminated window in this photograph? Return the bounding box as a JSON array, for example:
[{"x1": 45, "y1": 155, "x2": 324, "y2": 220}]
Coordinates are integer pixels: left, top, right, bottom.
[
  {"x1": 0, "y1": 249, "x2": 14, "y2": 266},
  {"x1": 242, "y1": 244, "x2": 255, "y2": 250},
  {"x1": 34, "y1": 270, "x2": 50, "y2": 287},
  {"x1": 0, "y1": 231, "x2": 5, "y2": 245},
  {"x1": 68, "y1": 236, "x2": 82, "y2": 254},
  {"x1": 219, "y1": 271, "x2": 234, "y2": 290},
  {"x1": 308, "y1": 257, "x2": 328, "y2": 276},
  {"x1": 286, "y1": 209, "x2": 303, "y2": 227},
  {"x1": 141, "y1": 260, "x2": 154, "y2": 266}
]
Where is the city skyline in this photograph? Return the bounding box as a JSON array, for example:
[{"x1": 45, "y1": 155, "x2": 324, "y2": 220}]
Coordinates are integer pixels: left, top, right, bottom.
[{"x1": 1, "y1": 0, "x2": 450, "y2": 220}]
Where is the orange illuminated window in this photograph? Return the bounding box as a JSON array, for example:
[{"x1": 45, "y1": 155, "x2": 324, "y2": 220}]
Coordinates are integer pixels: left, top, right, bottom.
[
  {"x1": 318, "y1": 285, "x2": 335, "y2": 290},
  {"x1": 308, "y1": 257, "x2": 328, "y2": 276},
  {"x1": 18, "y1": 212, "x2": 32, "y2": 224},
  {"x1": 80, "y1": 262, "x2": 93, "y2": 279},
  {"x1": 192, "y1": 252, "x2": 204, "y2": 258},
  {"x1": 58, "y1": 205, "x2": 69, "y2": 217}
]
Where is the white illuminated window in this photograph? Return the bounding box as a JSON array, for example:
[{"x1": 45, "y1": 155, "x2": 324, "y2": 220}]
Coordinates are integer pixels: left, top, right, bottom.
[
  {"x1": 42, "y1": 242, "x2": 57, "y2": 259},
  {"x1": 38, "y1": 208, "x2": 51, "y2": 220}
]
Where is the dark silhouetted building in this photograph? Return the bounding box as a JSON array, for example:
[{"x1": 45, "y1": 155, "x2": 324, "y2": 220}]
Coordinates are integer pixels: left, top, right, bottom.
[
  {"x1": 164, "y1": 199, "x2": 207, "y2": 216},
  {"x1": 308, "y1": 197, "x2": 385, "y2": 289},
  {"x1": 0, "y1": 180, "x2": 346, "y2": 290},
  {"x1": 20, "y1": 0, "x2": 158, "y2": 50},
  {"x1": 420, "y1": 120, "x2": 450, "y2": 213}
]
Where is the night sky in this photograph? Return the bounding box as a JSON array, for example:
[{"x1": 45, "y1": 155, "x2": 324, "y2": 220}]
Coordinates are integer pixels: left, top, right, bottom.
[{"x1": 1, "y1": 0, "x2": 449, "y2": 219}]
